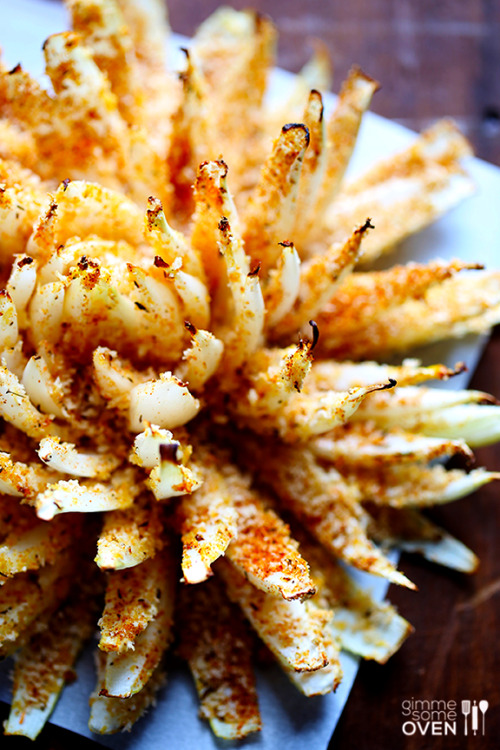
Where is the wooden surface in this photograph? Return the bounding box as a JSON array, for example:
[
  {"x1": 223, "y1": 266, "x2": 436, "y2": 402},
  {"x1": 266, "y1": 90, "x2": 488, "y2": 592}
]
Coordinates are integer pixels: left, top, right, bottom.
[{"x1": 2, "y1": 2, "x2": 500, "y2": 749}]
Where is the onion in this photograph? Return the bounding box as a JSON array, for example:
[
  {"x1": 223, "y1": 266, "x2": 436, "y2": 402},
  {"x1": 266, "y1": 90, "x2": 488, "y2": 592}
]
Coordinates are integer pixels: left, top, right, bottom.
[{"x1": 128, "y1": 373, "x2": 200, "y2": 432}]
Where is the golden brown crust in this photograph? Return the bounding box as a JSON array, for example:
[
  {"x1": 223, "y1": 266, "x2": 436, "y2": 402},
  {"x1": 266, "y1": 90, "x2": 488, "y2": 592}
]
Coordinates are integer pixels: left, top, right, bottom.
[{"x1": 0, "y1": 2, "x2": 497, "y2": 742}]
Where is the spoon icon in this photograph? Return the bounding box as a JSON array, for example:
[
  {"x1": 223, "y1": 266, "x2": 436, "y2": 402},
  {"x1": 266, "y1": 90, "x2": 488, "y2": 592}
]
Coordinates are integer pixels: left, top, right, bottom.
[{"x1": 479, "y1": 700, "x2": 489, "y2": 735}]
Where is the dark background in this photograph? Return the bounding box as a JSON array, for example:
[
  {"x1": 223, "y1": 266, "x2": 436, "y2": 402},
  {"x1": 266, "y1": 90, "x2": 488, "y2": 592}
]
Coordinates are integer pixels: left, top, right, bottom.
[{"x1": 2, "y1": 1, "x2": 500, "y2": 749}]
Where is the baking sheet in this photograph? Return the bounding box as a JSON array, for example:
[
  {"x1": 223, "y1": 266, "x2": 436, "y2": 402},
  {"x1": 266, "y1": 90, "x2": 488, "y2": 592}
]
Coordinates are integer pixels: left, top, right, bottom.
[{"x1": 0, "y1": 0, "x2": 500, "y2": 747}]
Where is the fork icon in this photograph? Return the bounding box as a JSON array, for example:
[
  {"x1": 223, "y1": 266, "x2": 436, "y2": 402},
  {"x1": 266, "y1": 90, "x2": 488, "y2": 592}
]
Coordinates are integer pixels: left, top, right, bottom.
[{"x1": 462, "y1": 700, "x2": 471, "y2": 735}]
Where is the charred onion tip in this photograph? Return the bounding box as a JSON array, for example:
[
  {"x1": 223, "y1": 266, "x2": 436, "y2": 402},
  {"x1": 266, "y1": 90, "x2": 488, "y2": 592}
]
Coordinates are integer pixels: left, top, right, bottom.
[
  {"x1": 248, "y1": 261, "x2": 262, "y2": 277},
  {"x1": 308, "y1": 320, "x2": 320, "y2": 350},
  {"x1": 61, "y1": 178, "x2": 71, "y2": 191},
  {"x1": 278, "y1": 240, "x2": 293, "y2": 248},
  {"x1": 213, "y1": 157, "x2": 229, "y2": 176},
  {"x1": 8, "y1": 63, "x2": 22, "y2": 74},
  {"x1": 383, "y1": 378, "x2": 398, "y2": 390},
  {"x1": 154, "y1": 255, "x2": 169, "y2": 268},
  {"x1": 309, "y1": 89, "x2": 324, "y2": 114},
  {"x1": 464, "y1": 262, "x2": 484, "y2": 271},
  {"x1": 184, "y1": 320, "x2": 197, "y2": 335},
  {"x1": 360, "y1": 217, "x2": 374, "y2": 232},
  {"x1": 218, "y1": 216, "x2": 229, "y2": 232},
  {"x1": 282, "y1": 122, "x2": 310, "y2": 146},
  {"x1": 159, "y1": 442, "x2": 181, "y2": 463},
  {"x1": 309, "y1": 89, "x2": 325, "y2": 120}
]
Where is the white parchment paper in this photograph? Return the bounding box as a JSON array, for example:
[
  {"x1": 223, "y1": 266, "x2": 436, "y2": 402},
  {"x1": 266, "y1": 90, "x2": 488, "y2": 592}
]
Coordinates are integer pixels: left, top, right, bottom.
[{"x1": 0, "y1": 1, "x2": 499, "y2": 748}]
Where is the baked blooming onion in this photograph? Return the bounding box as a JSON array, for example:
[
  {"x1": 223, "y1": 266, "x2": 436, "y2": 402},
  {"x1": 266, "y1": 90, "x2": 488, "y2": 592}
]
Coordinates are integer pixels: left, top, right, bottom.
[{"x1": 0, "y1": 0, "x2": 499, "y2": 741}]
